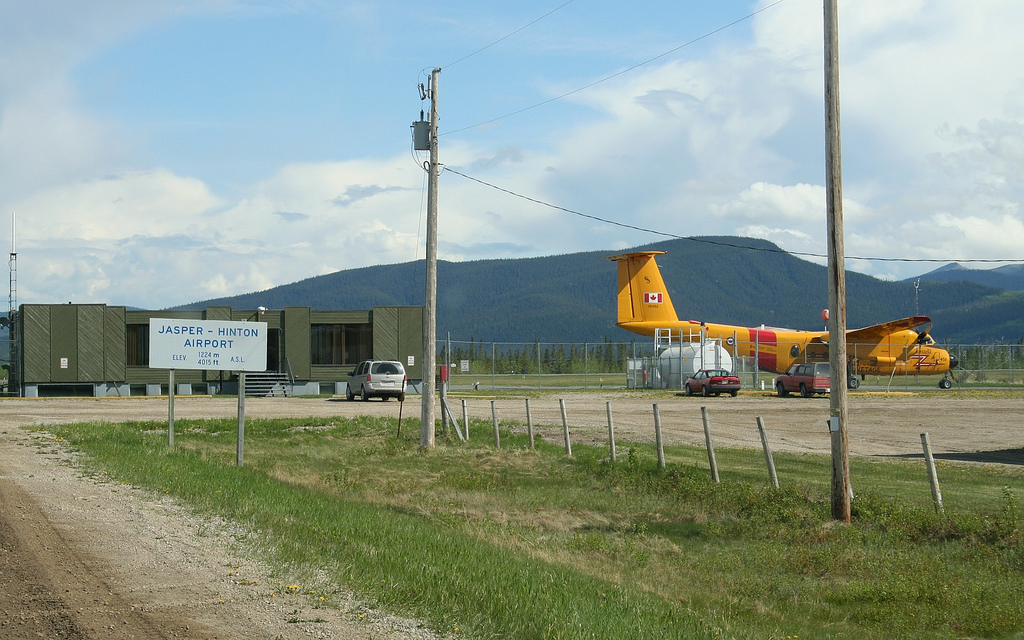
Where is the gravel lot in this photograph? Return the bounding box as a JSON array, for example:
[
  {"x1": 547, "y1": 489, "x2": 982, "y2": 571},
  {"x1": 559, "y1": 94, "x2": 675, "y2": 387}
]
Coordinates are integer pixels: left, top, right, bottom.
[{"x1": 0, "y1": 392, "x2": 1021, "y2": 638}]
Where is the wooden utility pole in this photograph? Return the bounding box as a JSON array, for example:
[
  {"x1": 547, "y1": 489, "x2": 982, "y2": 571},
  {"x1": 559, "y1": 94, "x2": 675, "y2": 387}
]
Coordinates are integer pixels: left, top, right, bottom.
[
  {"x1": 824, "y1": 0, "x2": 851, "y2": 522},
  {"x1": 421, "y1": 67, "x2": 440, "y2": 448}
]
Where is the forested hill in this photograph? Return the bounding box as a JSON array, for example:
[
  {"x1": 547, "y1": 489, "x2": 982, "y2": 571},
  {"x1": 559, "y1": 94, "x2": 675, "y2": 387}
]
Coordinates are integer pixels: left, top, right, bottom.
[
  {"x1": 909, "y1": 262, "x2": 1024, "y2": 291},
  {"x1": 174, "y1": 237, "x2": 1024, "y2": 343}
]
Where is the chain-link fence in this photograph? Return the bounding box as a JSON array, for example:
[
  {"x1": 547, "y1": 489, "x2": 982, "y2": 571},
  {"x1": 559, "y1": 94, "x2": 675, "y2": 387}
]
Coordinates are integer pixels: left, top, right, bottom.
[
  {"x1": 948, "y1": 343, "x2": 1024, "y2": 385},
  {"x1": 439, "y1": 338, "x2": 1023, "y2": 391},
  {"x1": 439, "y1": 338, "x2": 642, "y2": 391}
]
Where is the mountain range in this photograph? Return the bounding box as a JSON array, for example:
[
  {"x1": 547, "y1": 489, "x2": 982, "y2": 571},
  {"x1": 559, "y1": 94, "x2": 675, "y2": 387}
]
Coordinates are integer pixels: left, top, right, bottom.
[
  {"x1": 909, "y1": 262, "x2": 1024, "y2": 291},
  {"x1": 174, "y1": 237, "x2": 1024, "y2": 344}
]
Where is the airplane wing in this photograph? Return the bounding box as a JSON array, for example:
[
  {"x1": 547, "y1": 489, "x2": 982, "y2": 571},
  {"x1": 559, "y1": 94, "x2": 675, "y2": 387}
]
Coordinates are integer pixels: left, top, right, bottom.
[{"x1": 845, "y1": 316, "x2": 931, "y2": 342}]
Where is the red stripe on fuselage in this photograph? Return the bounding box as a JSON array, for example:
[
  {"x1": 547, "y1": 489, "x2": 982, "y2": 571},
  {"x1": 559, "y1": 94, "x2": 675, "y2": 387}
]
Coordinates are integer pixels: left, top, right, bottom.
[{"x1": 749, "y1": 328, "x2": 777, "y2": 372}]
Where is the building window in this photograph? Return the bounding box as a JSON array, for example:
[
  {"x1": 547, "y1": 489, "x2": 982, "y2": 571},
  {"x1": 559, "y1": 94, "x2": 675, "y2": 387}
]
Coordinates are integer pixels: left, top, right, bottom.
[
  {"x1": 127, "y1": 324, "x2": 149, "y2": 366},
  {"x1": 311, "y1": 323, "x2": 372, "y2": 365}
]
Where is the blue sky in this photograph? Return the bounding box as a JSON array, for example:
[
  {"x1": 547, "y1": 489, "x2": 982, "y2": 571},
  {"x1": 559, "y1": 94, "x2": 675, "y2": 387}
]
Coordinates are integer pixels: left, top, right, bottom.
[{"x1": 2, "y1": 0, "x2": 1023, "y2": 309}]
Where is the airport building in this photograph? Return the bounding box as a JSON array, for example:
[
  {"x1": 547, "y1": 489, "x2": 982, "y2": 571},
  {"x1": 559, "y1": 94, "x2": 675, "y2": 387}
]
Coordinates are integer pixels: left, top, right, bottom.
[{"x1": 8, "y1": 304, "x2": 424, "y2": 397}]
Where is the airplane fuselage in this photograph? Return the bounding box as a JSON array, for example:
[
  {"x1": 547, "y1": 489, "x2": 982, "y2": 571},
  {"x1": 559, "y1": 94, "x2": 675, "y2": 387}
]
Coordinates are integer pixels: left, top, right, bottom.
[
  {"x1": 618, "y1": 318, "x2": 954, "y2": 378},
  {"x1": 606, "y1": 250, "x2": 957, "y2": 387}
]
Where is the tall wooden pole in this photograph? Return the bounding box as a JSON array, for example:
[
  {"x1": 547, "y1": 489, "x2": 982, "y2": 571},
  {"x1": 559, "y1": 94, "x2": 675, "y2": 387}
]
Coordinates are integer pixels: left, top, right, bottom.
[
  {"x1": 824, "y1": 0, "x2": 851, "y2": 522},
  {"x1": 420, "y1": 67, "x2": 440, "y2": 448}
]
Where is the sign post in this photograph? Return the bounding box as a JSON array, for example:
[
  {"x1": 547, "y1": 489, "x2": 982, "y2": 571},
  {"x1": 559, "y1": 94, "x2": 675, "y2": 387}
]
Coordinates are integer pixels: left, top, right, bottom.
[
  {"x1": 149, "y1": 318, "x2": 268, "y2": 466},
  {"x1": 237, "y1": 372, "x2": 246, "y2": 467},
  {"x1": 168, "y1": 369, "x2": 175, "y2": 447}
]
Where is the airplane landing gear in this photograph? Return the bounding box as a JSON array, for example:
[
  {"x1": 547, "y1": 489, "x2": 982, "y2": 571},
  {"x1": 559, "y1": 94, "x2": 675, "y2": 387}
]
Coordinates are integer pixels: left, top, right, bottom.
[
  {"x1": 847, "y1": 375, "x2": 860, "y2": 390},
  {"x1": 938, "y1": 376, "x2": 953, "y2": 390}
]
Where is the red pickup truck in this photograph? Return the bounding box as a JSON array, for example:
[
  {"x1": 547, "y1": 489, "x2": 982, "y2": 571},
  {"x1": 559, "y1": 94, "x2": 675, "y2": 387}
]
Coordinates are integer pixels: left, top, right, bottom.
[{"x1": 775, "y1": 362, "x2": 831, "y2": 397}]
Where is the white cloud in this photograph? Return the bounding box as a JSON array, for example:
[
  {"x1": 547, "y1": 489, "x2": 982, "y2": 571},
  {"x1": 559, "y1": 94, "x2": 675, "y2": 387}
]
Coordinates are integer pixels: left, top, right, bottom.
[
  {"x1": 0, "y1": 81, "x2": 122, "y2": 196},
  {"x1": 895, "y1": 213, "x2": 1024, "y2": 263},
  {"x1": 495, "y1": 0, "x2": 1024, "y2": 279},
  {"x1": 13, "y1": 170, "x2": 222, "y2": 242},
  {"x1": 711, "y1": 182, "x2": 824, "y2": 223},
  {"x1": 4, "y1": 0, "x2": 1024, "y2": 308},
  {"x1": 0, "y1": 2, "x2": 189, "y2": 197}
]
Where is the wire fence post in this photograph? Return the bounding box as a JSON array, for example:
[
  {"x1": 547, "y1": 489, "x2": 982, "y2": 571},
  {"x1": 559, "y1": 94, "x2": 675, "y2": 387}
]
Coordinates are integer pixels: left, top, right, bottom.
[
  {"x1": 921, "y1": 432, "x2": 944, "y2": 512},
  {"x1": 606, "y1": 401, "x2": 616, "y2": 463},
  {"x1": 559, "y1": 398, "x2": 572, "y2": 456},
  {"x1": 584, "y1": 341, "x2": 589, "y2": 390},
  {"x1": 537, "y1": 341, "x2": 542, "y2": 390},
  {"x1": 461, "y1": 398, "x2": 469, "y2": 440},
  {"x1": 756, "y1": 416, "x2": 779, "y2": 488},
  {"x1": 653, "y1": 403, "x2": 666, "y2": 470},
  {"x1": 701, "y1": 406, "x2": 720, "y2": 483},
  {"x1": 490, "y1": 400, "x2": 500, "y2": 449},
  {"x1": 525, "y1": 397, "x2": 535, "y2": 450}
]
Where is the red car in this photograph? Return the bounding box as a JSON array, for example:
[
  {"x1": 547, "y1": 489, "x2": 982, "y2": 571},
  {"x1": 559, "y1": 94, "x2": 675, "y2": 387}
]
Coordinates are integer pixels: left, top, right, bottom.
[{"x1": 684, "y1": 369, "x2": 741, "y2": 397}]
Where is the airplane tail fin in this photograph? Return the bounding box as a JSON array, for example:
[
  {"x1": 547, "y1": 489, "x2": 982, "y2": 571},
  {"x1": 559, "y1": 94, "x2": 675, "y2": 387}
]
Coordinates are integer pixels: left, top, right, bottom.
[{"x1": 604, "y1": 251, "x2": 679, "y2": 327}]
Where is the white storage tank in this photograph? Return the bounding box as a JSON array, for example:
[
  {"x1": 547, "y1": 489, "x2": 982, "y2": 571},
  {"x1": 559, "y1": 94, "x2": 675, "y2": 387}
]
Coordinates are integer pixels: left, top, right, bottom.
[{"x1": 657, "y1": 341, "x2": 733, "y2": 389}]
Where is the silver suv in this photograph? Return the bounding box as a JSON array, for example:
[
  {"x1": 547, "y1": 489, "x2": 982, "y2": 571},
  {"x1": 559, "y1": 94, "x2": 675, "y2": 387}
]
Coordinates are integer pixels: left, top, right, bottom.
[{"x1": 346, "y1": 360, "x2": 407, "y2": 402}]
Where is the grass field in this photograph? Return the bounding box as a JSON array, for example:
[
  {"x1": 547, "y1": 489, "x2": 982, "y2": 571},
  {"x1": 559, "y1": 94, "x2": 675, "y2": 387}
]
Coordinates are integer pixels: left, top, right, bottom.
[{"x1": 43, "y1": 413, "x2": 1024, "y2": 639}]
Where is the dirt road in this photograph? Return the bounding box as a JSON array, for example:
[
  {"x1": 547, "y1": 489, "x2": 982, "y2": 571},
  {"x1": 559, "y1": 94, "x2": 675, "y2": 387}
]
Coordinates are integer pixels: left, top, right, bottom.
[{"x1": 0, "y1": 392, "x2": 1021, "y2": 638}]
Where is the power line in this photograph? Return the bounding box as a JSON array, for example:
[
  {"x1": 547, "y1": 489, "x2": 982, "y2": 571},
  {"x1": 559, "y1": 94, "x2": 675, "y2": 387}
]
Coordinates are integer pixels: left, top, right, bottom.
[
  {"x1": 443, "y1": 166, "x2": 1024, "y2": 265},
  {"x1": 443, "y1": 0, "x2": 788, "y2": 136},
  {"x1": 443, "y1": 0, "x2": 577, "y2": 70}
]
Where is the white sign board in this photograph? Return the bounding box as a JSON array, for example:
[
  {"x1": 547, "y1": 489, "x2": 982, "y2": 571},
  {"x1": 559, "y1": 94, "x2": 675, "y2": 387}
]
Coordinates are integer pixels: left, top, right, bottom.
[{"x1": 149, "y1": 318, "x2": 268, "y2": 371}]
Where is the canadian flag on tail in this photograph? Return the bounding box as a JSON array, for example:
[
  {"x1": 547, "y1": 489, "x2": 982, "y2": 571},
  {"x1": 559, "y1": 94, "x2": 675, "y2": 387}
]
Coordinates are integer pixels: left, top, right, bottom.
[{"x1": 644, "y1": 292, "x2": 663, "y2": 304}]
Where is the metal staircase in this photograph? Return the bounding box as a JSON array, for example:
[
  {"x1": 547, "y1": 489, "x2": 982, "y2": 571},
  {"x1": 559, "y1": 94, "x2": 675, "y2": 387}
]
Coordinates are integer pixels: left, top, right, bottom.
[{"x1": 243, "y1": 371, "x2": 292, "y2": 397}]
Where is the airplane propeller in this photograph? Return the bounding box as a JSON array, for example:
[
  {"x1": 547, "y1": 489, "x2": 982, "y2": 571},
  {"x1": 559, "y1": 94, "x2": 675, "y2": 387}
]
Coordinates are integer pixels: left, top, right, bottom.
[
  {"x1": 914, "y1": 322, "x2": 959, "y2": 372},
  {"x1": 915, "y1": 323, "x2": 934, "y2": 344}
]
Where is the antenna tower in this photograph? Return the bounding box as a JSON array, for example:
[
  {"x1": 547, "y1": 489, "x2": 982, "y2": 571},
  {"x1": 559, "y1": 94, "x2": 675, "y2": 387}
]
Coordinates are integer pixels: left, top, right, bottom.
[{"x1": 8, "y1": 213, "x2": 18, "y2": 396}]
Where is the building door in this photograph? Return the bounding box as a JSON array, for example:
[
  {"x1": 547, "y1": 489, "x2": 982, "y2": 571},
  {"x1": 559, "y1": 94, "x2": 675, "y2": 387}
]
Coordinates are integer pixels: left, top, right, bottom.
[{"x1": 267, "y1": 328, "x2": 281, "y2": 372}]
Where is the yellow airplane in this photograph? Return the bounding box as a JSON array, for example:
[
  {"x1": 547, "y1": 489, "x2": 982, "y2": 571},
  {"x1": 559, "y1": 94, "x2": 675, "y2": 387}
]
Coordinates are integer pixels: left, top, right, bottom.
[{"x1": 606, "y1": 250, "x2": 958, "y2": 389}]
